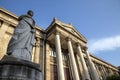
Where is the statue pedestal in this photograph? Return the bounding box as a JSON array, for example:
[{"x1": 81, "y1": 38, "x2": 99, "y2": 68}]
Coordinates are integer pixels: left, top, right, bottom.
[{"x1": 0, "y1": 55, "x2": 42, "y2": 80}]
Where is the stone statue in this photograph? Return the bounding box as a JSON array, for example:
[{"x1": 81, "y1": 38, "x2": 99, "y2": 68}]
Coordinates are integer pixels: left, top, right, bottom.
[{"x1": 7, "y1": 10, "x2": 35, "y2": 61}]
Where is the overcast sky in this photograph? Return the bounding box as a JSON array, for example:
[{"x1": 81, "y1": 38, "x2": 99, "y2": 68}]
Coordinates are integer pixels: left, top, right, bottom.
[{"x1": 0, "y1": 0, "x2": 120, "y2": 66}]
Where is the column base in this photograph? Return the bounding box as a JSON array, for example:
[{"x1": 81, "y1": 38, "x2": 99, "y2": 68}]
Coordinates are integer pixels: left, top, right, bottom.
[{"x1": 0, "y1": 55, "x2": 42, "y2": 80}]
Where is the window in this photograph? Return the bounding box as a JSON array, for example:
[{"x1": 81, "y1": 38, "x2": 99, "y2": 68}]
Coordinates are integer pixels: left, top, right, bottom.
[
  {"x1": 62, "y1": 52, "x2": 67, "y2": 61},
  {"x1": 50, "y1": 50, "x2": 56, "y2": 57},
  {"x1": 64, "y1": 67, "x2": 73, "y2": 80},
  {"x1": 49, "y1": 49, "x2": 68, "y2": 61},
  {"x1": 50, "y1": 65, "x2": 58, "y2": 80}
]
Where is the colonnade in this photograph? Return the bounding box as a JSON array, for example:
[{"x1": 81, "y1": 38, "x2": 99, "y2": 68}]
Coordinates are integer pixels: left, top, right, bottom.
[{"x1": 54, "y1": 31, "x2": 99, "y2": 80}]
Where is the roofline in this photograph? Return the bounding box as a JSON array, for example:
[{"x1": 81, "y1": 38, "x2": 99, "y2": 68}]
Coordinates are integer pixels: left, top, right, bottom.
[
  {"x1": 0, "y1": 7, "x2": 45, "y2": 33},
  {"x1": 0, "y1": 7, "x2": 18, "y2": 19},
  {"x1": 45, "y1": 17, "x2": 56, "y2": 32},
  {"x1": 90, "y1": 53, "x2": 118, "y2": 69},
  {"x1": 0, "y1": 8, "x2": 118, "y2": 69},
  {"x1": 35, "y1": 25, "x2": 45, "y2": 33},
  {"x1": 45, "y1": 17, "x2": 87, "y2": 42}
]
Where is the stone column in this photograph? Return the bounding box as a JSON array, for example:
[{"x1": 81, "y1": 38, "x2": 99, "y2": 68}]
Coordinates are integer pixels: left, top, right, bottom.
[
  {"x1": 108, "y1": 68, "x2": 113, "y2": 76},
  {"x1": 85, "y1": 48, "x2": 99, "y2": 80},
  {"x1": 77, "y1": 43, "x2": 91, "y2": 80},
  {"x1": 94, "y1": 63, "x2": 101, "y2": 79},
  {"x1": 34, "y1": 37, "x2": 40, "y2": 64},
  {"x1": 101, "y1": 65, "x2": 108, "y2": 79},
  {"x1": 67, "y1": 38, "x2": 80, "y2": 80},
  {"x1": 55, "y1": 32, "x2": 65, "y2": 80},
  {"x1": 100, "y1": 65, "x2": 106, "y2": 80}
]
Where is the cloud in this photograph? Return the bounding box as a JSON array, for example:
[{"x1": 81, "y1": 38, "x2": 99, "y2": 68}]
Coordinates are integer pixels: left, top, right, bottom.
[{"x1": 88, "y1": 35, "x2": 120, "y2": 54}]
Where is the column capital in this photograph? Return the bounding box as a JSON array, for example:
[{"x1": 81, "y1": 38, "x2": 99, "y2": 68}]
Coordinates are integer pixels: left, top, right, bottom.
[
  {"x1": 55, "y1": 30, "x2": 61, "y2": 35},
  {"x1": 36, "y1": 37, "x2": 40, "y2": 41},
  {"x1": 76, "y1": 42, "x2": 87, "y2": 49},
  {"x1": 66, "y1": 37, "x2": 72, "y2": 42},
  {"x1": 35, "y1": 43, "x2": 40, "y2": 47},
  {"x1": 35, "y1": 37, "x2": 40, "y2": 47},
  {"x1": 84, "y1": 46, "x2": 88, "y2": 51},
  {"x1": 76, "y1": 42, "x2": 82, "y2": 47},
  {"x1": 76, "y1": 42, "x2": 80, "y2": 47}
]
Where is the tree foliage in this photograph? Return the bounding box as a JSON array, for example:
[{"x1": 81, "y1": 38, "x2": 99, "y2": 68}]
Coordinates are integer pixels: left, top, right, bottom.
[{"x1": 106, "y1": 75, "x2": 120, "y2": 80}]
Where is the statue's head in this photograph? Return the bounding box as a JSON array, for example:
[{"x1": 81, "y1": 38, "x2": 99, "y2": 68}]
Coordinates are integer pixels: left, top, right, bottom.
[{"x1": 27, "y1": 10, "x2": 34, "y2": 17}]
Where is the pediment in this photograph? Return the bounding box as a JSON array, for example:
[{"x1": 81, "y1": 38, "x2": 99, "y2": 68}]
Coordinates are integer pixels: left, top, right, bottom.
[
  {"x1": 58, "y1": 22, "x2": 87, "y2": 42},
  {"x1": 46, "y1": 18, "x2": 87, "y2": 42}
]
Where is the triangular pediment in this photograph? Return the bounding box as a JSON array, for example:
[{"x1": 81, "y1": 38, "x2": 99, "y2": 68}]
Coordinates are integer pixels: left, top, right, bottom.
[
  {"x1": 54, "y1": 20, "x2": 87, "y2": 42},
  {"x1": 46, "y1": 18, "x2": 87, "y2": 42}
]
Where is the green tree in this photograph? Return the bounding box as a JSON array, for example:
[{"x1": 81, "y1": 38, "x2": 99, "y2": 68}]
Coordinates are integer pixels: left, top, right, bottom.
[{"x1": 106, "y1": 75, "x2": 120, "y2": 80}]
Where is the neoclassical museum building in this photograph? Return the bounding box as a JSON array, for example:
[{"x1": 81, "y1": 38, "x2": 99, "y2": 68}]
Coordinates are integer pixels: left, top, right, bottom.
[{"x1": 0, "y1": 8, "x2": 119, "y2": 80}]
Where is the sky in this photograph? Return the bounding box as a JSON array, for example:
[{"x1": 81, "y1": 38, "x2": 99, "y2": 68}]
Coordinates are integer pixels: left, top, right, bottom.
[{"x1": 0, "y1": 0, "x2": 120, "y2": 66}]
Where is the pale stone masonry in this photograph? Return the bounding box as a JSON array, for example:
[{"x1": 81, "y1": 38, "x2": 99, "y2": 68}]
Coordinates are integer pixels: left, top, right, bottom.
[
  {"x1": 55, "y1": 32, "x2": 65, "y2": 80},
  {"x1": 77, "y1": 44, "x2": 91, "y2": 80},
  {"x1": 0, "y1": 7, "x2": 119, "y2": 80},
  {"x1": 67, "y1": 38, "x2": 80, "y2": 80}
]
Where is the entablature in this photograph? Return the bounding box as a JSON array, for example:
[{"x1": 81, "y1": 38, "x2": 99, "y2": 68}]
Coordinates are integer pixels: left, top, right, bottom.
[{"x1": 0, "y1": 8, "x2": 18, "y2": 27}]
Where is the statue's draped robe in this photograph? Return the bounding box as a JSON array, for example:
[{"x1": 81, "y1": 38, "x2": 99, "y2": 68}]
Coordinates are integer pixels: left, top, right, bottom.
[{"x1": 7, "y1": 15, "x2": 35, "y2": 61}]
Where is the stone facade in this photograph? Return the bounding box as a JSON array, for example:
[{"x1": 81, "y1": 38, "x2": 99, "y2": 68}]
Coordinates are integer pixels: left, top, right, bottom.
[{"x1": 0, "y1": 8, "x2": 119, "y2": 80}]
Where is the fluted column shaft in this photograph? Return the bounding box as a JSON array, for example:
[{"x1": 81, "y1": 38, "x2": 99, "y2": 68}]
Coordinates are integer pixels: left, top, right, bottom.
[
  {"x1": 34, "y1": 37, "x2": 40, "y2": 64},
  {"x1": 67, "y1": 38, "x2": 80, "y2": 80},
  {"x1": 55, "y1": 32, "x2": 65, "y2": 80},
  {"x1": 85, "y1": 49, "x2": 99, "y2": 80},
  {"x1": 77, "y1": 44, "x2": 91, "y2": 80},
  {"x1": 100, "y1": 65, "x2": 106, "y2": 80}
]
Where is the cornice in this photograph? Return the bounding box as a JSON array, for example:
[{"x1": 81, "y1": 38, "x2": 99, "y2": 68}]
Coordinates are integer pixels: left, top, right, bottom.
[
  {"x1": 0, "y1": 7, "x2": 18, "y2": 19},
  {"x1": 46, "y1": 18, "x2": 87, "y2": 43},
  {"x1": 90, "y1": 53, "x2": 118, "y2": 69}
]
